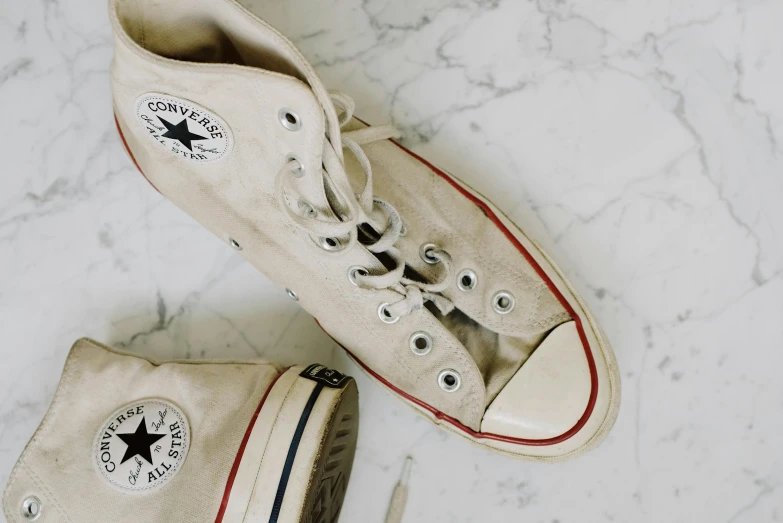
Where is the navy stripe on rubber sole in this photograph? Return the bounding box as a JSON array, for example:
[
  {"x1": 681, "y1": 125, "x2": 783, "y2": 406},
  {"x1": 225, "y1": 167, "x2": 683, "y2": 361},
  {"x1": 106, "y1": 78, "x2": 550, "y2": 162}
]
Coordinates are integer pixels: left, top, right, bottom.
[{"x1": 268, "y1": 382, "x2": 325, "y2": 523}]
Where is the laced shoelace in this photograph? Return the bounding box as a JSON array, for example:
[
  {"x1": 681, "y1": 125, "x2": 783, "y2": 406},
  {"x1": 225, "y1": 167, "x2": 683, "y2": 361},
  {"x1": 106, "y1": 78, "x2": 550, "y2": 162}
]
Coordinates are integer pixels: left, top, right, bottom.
[{"x1": 274, "y1": 91, "x2": 455, "y2": 320}]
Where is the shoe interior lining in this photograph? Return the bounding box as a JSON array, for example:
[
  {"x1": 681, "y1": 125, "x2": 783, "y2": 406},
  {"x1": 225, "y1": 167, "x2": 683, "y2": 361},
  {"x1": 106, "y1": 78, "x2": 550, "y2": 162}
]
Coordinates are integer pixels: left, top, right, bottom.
[{"x1": 114, "y1": 0, "x2": 304, "y2": 80}]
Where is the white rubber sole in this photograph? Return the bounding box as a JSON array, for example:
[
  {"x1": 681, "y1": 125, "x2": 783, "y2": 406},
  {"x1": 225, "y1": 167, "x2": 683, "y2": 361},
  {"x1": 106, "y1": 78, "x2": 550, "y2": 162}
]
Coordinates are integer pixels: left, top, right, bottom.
[{"x1": 217, "y1": 365, "x2": 359, "y2": 523}]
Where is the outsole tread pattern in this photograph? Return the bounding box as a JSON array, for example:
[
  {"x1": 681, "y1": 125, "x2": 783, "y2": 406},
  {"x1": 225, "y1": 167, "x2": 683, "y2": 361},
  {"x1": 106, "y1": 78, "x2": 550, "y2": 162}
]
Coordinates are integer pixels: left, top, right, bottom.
[{"x1": 300, "y1": 384, "x2": 359, "y2": 523}]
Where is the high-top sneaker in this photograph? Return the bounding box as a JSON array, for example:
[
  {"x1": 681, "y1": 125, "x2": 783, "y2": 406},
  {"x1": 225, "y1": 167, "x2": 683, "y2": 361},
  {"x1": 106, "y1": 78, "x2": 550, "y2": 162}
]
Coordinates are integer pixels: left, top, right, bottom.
[
  {"x1": 2, "y1": 339, "x2": 359, "y2": 522},
  {"x1": 108, "y1": 0, "x2": 620, "y2": 460}
]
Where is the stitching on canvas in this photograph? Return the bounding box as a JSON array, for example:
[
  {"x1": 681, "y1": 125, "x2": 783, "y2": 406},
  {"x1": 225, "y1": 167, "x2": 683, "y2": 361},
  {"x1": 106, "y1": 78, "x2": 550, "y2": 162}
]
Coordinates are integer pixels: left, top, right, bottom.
[
  {"x1": 242, "y1": 376, "x2": 300, "y2": 521},
  {"x1": 21, "y1": 461, "x2": 74, "y2": 523}
]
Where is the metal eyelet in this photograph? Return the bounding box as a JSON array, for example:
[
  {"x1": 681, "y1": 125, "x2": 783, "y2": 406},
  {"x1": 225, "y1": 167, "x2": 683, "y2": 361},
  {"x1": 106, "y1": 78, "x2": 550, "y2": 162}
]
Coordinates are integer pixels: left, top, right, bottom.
[
  {"x1": 492, "y1": 291, "x2": 515, "y2": 314},
  {"x1": 21, "y1": 496, "x2": 42, "y2": 521},
  {"x1": 229, "y1": 238, "x2": 243, "y2": 251},
  {"x1": 286, "y1": 288, "x2": 298, "y2": 301},
  {"x1": 419, "y1": 243, "x2": 440, "y2": 264},
  {"x1": 297, "y1": 198, "x2": 317, "y2": 217},
  {"x1": 456, "y1": 269, "x2": 478, "y2": 291},
  {"x1": 279, "y1": 108, "x2": 301, "y2": 131},
  {"x1": 316, "y1": 236, "x2": 343, "y2": 252},
  {"x1": 377, "y1": 303, "x2": 400, "y2": 324},
  {"x1": 286, "y1": 154, "x2": 305, "y2": 177},
  {"x1": 347, "y1": 265, "x2": 368, "y2": 287},
  {"x1": 438, "y1": 369, "x2": 461, "y2": 392},
  {"x1": 409, "y1": 331, "x2": 433, "y2": 356}
]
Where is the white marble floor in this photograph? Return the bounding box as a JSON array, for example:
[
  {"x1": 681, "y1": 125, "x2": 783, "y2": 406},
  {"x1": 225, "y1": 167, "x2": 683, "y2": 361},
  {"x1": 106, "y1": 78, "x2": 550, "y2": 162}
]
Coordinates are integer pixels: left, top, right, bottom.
[{"x1": 2, "y1": 0, "x2": 782, "y2": 521}]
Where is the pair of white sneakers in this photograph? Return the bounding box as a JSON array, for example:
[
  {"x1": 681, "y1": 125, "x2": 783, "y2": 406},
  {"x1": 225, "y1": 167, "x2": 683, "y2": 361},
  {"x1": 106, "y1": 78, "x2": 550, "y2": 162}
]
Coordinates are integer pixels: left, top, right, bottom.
[{"x1": 3, "y1": 0, "x2": 621, "y2": 520}]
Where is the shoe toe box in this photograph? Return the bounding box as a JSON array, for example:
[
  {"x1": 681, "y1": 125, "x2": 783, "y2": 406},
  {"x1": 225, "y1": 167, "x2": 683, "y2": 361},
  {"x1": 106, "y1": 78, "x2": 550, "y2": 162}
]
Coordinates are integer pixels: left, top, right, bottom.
[{"x1": 480, "y1": 321, "x2": 591, "y2": 439}]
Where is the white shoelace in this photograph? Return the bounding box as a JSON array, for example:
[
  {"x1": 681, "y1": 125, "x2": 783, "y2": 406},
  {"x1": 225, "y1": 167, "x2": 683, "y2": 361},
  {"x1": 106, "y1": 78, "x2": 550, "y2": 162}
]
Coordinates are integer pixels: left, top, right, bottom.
[{"x1": 274, "y1": 92, "x2": 455, "y2": 320}]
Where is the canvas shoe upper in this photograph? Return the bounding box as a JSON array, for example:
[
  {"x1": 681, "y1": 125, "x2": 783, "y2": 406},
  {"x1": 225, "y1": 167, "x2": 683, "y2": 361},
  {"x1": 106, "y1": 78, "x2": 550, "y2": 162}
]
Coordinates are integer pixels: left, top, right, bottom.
[
  {"x1": 2, "y1": 339, "x2": 359, "y2": 522},
  {"x1": 108, "y1": 0, "x2": 620, "y2": 460}
]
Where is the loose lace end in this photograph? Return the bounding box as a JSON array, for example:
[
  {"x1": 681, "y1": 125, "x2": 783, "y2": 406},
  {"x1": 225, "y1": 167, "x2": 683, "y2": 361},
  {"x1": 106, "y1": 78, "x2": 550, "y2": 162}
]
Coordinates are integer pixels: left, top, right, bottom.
[{"x1": 384, "y1": 456, "x2": 413, "y2": 523}]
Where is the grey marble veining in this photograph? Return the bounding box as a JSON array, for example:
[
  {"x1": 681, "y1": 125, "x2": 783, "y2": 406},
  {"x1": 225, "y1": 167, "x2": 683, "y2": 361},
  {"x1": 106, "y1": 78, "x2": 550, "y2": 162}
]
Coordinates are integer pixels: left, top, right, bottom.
[{"x1": 1, "y1": 0, "x2": 782, "y2": 521}]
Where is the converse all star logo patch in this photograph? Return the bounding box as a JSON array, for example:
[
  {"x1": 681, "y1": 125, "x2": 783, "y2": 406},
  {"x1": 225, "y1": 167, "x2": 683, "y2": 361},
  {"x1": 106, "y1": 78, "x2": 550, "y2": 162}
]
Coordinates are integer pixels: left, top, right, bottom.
[
  {"x1": 94, "y1": 398, "x2": 190, "y2": 492},
  {"x1": 300, "y1": 364, "x2": 352, "y2": 388},
  {"x1": 135, "y1": 93, "x2": 232, "y2": 163}
]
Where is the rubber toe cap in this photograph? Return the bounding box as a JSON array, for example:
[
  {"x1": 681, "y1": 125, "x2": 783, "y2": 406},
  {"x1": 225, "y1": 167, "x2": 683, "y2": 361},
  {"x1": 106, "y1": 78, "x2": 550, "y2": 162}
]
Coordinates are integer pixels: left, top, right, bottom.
[{"x1": 480, "y1": 321, "x2": 591, "y2": 439}]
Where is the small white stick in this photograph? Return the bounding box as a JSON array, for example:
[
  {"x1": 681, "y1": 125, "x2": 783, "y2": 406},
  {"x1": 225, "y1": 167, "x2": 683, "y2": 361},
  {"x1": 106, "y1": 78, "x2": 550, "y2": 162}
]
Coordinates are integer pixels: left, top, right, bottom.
[{"x1": 384, "y1": 456, "x2": 413, "y2": 523}]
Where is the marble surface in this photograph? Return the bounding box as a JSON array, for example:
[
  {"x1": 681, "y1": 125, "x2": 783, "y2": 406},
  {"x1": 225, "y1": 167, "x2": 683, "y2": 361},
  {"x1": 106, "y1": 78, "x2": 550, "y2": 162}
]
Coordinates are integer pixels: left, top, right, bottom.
[{"x1": 1, "y1": 0, "x2": 782, "y2": 521}]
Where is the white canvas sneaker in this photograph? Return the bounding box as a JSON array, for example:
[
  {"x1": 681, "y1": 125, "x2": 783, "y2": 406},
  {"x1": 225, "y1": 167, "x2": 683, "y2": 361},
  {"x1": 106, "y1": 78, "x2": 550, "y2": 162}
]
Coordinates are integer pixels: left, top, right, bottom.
[
  {"x1": 2, "y1": 339, "x2": 359, "y2": 522},
  {"x1": 108, "y1": 0, "x2": 620, "y2": 461}
]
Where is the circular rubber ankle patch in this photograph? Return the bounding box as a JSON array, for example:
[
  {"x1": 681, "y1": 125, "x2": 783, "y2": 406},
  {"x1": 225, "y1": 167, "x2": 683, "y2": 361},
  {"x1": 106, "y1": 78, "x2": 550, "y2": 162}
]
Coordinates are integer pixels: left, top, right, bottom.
[
  {"x1": 94, "y1": 399, "x2": 190, "y2": 492},
  {"x1": 135, "y1": 93, "x2": 232, "y2": 163}
]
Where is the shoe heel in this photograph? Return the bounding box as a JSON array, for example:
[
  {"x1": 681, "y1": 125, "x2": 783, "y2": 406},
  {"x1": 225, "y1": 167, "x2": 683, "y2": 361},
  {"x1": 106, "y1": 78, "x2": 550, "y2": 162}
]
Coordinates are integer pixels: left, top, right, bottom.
[
  {"x1": 217, "y1": 365, "x2": 358, "y2": 523},
  {"x1": 299, "y1": 374, "x2": 359, "y2": 522}
]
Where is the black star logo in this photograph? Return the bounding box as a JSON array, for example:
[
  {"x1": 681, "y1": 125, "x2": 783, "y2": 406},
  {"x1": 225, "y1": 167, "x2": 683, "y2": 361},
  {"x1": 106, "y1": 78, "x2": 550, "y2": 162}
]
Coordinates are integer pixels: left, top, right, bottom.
[
  {"x1": 116, "y1": 417, "x2": 165, "y2": 465},
  {"x1": 157, "y1": 115, "x2": 207, "y2": 151}
]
